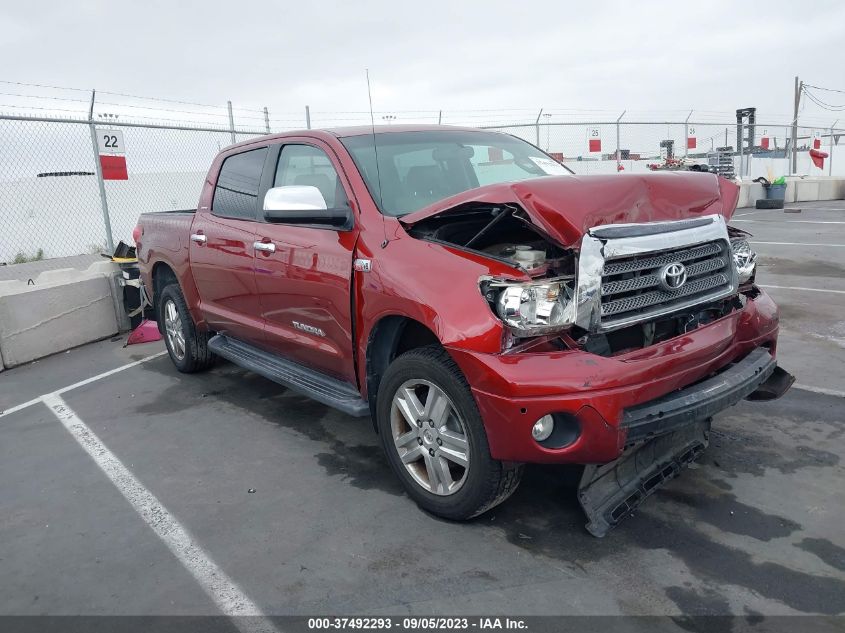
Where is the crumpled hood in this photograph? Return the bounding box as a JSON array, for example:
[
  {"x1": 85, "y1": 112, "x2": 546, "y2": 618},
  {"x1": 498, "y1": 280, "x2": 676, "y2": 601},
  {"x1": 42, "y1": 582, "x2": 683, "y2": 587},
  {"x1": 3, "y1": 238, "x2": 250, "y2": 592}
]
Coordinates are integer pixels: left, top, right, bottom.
[{"x1": 400, "y1": 172, "x2": 740, "y2": 247}]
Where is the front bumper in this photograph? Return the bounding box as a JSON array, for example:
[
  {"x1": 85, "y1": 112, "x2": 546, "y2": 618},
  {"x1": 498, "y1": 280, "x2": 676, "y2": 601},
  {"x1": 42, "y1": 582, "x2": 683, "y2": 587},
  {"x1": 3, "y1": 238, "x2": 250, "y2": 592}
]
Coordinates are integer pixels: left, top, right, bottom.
[
  {"x1": 622, "y1": 346, "x2": 777, "y2": 444},
  {"x1": 448, "y1": 289, "x2": 786, "y2": 464}
]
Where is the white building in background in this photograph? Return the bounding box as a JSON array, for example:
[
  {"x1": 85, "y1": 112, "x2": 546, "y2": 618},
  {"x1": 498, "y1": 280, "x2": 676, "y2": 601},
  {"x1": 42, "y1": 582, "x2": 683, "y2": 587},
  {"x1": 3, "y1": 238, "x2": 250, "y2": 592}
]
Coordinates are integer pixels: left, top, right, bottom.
[{"x1": 1, "y1": 171, "x2": 205, "y2": 263}]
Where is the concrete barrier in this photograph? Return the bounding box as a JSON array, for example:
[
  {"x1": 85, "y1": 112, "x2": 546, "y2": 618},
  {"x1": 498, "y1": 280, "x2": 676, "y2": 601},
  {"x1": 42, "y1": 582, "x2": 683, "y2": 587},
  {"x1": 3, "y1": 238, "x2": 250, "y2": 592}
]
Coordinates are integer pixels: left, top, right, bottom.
[
  {"x1": 0, "y1": 261, "x2": 125, "y2": 369},
  {"x1": 739, "y1": 176, "x2": 845, "y2": 207}
]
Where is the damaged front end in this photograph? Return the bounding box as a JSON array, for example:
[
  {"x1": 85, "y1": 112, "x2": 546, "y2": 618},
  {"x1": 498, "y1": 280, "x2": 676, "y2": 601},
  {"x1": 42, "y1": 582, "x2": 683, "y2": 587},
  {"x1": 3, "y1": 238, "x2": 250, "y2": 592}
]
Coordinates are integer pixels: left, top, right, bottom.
[{"x1": 403, "y1": 186, "x2": 794, "y2": 537}]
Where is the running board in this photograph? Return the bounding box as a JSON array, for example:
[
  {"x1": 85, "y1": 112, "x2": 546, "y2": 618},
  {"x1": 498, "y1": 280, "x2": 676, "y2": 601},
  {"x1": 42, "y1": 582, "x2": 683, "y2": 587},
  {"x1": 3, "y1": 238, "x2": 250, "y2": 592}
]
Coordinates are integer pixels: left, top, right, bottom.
[
  {"x1": 208, "y1": 335, "x2": 369, "y2": 418},
  {"x1": 578, "y1": 419, "x2": 710, "y2": 538}
]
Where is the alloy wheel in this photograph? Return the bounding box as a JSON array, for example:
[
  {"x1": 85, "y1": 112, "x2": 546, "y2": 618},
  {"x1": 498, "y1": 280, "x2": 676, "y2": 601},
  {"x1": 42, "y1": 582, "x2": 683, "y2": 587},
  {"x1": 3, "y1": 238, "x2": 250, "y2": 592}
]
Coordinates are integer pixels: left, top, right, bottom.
[
  {"x1": 390, "y1": 379, "x2": 470, "y2": 496},
  {"x1": 163, "y1": 299, "x2": 186, "y2": 361}
]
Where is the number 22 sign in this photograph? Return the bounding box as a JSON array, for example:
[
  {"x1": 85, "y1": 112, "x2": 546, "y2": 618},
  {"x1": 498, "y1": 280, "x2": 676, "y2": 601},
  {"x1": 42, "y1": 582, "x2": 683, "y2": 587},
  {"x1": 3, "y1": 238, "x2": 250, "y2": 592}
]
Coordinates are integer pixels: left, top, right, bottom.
[
  {"x1": 96, "y1": 129, "x2": 125, "y2": 154},
  {"x1": 95, "y1": 128, "x2": 128, "y2": 180}
]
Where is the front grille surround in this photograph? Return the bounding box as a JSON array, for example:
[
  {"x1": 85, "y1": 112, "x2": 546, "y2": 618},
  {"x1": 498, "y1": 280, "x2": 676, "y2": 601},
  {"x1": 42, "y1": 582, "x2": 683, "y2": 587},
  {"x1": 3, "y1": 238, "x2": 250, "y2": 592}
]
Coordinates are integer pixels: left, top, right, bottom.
[
  {"x1": 600, "y1": 239, "x2": 734, "y2": 324},
  {"x1": 573, "y1": 215, "x2": 739, "y2": 333}
]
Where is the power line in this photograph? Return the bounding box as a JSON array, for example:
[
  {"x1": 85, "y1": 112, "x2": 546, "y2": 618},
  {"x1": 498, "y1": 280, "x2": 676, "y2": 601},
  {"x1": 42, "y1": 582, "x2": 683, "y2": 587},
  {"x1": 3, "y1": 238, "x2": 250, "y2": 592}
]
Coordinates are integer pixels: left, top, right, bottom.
[
  {"x1": 802, "y1": 85, "x2": 845, "y2": 111},
  {"x1": 803, "y1": 83, "x2": 845, "y2": 95}
]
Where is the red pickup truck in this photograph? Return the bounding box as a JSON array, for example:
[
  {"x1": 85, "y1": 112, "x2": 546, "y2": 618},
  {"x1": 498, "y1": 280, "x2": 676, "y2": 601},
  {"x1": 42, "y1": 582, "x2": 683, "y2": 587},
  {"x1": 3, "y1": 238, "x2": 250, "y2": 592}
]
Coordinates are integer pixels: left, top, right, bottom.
[{"x1": 135, "y1": 125, "x2": 793, "y2": 536}]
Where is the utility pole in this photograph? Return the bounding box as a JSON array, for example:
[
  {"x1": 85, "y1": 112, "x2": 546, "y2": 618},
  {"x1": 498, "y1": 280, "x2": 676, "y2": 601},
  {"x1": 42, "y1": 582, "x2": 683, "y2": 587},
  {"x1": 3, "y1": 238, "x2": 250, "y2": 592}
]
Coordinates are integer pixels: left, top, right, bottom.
[
  {"x1": 263, "y1": 107, "x2": 270, "y2": 133},
  {"x1": 791, "y1": 76, "x2": 802, "y2": 174},
  {"x1": 305, "y1": 105, "x2": 311, "y2": 129}
]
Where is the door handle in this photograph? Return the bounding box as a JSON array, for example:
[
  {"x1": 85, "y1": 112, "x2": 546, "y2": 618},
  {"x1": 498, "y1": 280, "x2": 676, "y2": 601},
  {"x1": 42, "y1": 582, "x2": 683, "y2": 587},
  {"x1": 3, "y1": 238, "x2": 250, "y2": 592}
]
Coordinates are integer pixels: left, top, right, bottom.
[
  {"x1": 253, "y1": 241, "x2": 276, "y2": 253},
  {"x1": 190, "y1": 233, "x2": 207, "y2": 244}
]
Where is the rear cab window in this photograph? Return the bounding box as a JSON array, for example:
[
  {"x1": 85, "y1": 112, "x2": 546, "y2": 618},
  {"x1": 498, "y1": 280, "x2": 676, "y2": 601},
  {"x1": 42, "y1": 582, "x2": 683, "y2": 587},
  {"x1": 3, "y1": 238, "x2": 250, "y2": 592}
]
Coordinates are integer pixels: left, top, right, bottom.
[{"x1": 212, "y1": 147, "x2": 269, "y2": 219}]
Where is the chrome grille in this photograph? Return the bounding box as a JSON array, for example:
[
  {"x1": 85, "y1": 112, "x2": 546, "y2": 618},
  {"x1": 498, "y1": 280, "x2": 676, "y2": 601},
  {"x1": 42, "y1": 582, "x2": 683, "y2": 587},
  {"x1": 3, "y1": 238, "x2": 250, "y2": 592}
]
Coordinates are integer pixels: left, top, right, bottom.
[{"x1": 600, "y1": 239, "x2": 733, "y2": 325}]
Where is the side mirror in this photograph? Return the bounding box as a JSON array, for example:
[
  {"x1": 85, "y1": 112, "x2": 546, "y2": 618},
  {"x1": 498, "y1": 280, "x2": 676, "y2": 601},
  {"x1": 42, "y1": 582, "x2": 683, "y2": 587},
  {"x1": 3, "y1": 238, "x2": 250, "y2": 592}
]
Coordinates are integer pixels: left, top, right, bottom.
[{"x1": 263, "y1": 185, "x2": 351, "y2": 228}]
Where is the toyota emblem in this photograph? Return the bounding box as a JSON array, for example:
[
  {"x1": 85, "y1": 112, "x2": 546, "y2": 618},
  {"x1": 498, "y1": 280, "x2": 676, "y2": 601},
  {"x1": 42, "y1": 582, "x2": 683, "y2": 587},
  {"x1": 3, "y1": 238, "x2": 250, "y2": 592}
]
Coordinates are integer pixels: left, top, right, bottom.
[{"x1": 659, "y1": 262, "x2": 687, "y2": 291}]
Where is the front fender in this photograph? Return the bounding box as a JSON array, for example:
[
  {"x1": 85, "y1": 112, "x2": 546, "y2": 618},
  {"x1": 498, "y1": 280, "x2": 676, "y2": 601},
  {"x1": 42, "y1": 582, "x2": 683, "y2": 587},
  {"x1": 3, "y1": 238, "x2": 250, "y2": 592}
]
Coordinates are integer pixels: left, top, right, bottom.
[{"x1": 354, "y1": 231, "x2": 520, "y2": 397}]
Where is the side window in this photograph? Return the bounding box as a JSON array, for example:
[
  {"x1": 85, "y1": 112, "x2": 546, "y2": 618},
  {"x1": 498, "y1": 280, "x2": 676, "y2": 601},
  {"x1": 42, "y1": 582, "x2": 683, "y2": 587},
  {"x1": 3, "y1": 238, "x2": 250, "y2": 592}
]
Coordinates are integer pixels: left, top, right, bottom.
[
  {"x1": 212, "y1": 147, "x2": 268, "y2": 219},
  {"x1": 274, "y1": 145, "x2": 349, "y2": 208}
]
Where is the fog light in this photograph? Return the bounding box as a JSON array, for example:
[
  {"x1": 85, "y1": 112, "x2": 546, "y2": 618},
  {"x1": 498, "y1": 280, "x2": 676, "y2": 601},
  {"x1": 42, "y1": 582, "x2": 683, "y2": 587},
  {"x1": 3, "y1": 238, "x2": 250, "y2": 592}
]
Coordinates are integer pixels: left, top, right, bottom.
[{"x1": 531, "y1": 415, "x2": 555, "y2": 442}]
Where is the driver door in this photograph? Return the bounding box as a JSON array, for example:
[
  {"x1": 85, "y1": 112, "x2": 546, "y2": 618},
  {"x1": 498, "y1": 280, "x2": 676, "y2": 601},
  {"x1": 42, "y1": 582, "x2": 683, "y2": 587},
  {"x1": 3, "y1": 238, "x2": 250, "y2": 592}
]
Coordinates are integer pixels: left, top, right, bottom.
[{"x1": 254, "y1": 141, "x2": 359, "y2": 383}]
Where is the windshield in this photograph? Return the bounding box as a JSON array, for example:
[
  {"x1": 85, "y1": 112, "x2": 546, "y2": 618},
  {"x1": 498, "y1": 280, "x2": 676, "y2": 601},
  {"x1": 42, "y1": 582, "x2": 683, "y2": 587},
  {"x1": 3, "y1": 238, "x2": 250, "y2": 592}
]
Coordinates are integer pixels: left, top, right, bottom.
[{"x1": 340, "y1": 130, "x2": 572, "y2": 217}]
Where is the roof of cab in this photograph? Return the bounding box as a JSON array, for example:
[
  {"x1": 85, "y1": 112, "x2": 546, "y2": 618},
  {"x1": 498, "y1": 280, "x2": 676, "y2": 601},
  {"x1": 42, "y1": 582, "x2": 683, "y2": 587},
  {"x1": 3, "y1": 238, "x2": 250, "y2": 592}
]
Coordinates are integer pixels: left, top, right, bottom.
[{"x1": 224, "y1": 124, "x2": 501, "y2": 151}]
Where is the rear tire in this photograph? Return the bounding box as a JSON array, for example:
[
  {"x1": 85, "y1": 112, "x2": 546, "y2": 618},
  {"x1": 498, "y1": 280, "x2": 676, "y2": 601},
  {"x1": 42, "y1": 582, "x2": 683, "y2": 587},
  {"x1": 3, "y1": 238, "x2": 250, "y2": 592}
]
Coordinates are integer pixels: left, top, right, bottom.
[
  {"x1": 158, "y1": 283, "x2": 215, "y2": 373},
  {"x1": 376, "y1": 345, "x2": 523, "y2": 520},
  {"x1": 755, "y1": 198, "x2": 785, "y2": 209}
]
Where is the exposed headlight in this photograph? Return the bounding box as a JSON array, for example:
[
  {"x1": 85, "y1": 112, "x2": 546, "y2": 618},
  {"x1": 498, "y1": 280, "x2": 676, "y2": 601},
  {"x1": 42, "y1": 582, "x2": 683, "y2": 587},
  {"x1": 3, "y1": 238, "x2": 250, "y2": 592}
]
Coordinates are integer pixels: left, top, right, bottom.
[
  {"x1": 486, "y1": 277, "x2": 576, "y2": 336},
  {"x1": 731, "y1": 238, "x2": 757, "y2": 284}
]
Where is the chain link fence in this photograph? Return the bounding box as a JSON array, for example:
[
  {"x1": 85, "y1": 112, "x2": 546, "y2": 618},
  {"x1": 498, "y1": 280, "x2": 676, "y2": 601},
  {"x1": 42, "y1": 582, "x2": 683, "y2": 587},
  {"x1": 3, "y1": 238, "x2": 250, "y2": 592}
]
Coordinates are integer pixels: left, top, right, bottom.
[
  {"x1": 0, "y1": 114, "x2": 266, "y2": 263},
  {"x1": 482, "y1": 121, "x2": 842, "y2": 179},
  {"x1": 1, "y1": 104, "x2": 842, "y2": 265}
]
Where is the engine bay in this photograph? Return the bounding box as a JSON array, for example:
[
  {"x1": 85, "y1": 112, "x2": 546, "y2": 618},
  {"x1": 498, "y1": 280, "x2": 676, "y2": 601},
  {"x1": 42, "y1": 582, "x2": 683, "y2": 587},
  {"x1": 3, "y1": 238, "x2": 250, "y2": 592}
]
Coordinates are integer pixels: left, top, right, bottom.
[
  {"x1": 405, "y1": 202, "x2": 750, "y2": 357},
  {"x1": 404, "y1": 203, "x2": 574, "y2": 278}
]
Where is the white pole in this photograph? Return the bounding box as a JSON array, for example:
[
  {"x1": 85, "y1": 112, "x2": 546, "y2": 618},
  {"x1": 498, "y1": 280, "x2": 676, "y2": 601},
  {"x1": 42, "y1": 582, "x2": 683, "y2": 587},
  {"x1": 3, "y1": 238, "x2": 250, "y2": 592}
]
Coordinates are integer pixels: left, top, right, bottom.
[
  {"x1": 87, "y1": 89, "x2": 114, "y2": 253},
  {"x1": 227, "y1": 100, "x2": 236, "y2": 144},
  {"x1": 616, "y1": 110, "x2": 626, "y2": 170}
]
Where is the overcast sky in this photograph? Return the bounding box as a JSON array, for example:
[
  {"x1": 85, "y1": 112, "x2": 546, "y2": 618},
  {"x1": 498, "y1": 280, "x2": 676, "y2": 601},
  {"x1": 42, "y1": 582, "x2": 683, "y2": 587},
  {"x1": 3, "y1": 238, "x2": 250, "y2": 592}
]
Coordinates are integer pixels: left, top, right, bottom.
[{"x1": 2, "y1": 0, "x2": 844, "y2": 126}]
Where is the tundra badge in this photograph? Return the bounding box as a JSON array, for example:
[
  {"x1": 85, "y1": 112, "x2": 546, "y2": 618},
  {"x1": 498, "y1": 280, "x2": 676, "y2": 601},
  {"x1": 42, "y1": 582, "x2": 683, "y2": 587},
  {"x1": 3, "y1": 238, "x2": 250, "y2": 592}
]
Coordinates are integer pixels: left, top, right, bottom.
[{"x1": 292, "y1": 321, "x2": 326, "y2": 337}]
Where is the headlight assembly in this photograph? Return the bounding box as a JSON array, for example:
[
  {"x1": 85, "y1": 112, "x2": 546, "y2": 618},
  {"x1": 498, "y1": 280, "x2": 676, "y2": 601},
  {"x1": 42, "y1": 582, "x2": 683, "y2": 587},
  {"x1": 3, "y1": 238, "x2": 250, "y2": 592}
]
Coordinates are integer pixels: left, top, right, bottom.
[
  {"x1": 483, "y1": 277, "x2": 576, "y2": 336},
  {"x1": 730, "y1": 238, "x2": 757, "y2": 284}
]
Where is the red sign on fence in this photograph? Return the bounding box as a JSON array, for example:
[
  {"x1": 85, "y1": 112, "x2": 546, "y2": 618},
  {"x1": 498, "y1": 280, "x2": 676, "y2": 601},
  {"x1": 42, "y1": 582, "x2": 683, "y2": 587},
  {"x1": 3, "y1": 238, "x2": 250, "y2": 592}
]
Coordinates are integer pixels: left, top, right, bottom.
[
  {"x1": 96, "y1": 128, "x2": 128, "y2": 180},
  {"x1": 588, "y1": 127, "x2": 601, "y2": 153},
  {"x1": 100, "y1": 155, "x2": 128, "y2": 180}
]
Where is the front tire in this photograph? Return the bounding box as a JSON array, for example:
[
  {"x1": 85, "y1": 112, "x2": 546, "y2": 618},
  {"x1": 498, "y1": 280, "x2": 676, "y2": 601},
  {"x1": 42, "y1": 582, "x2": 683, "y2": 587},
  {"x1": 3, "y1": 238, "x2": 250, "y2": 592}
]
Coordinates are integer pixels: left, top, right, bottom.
[
  {"x1": 376, "y1": 346, "x2": 522, "y2": 520},
  {"x1": 158, "y1": 283, "x2": 215, "y2": 373}
]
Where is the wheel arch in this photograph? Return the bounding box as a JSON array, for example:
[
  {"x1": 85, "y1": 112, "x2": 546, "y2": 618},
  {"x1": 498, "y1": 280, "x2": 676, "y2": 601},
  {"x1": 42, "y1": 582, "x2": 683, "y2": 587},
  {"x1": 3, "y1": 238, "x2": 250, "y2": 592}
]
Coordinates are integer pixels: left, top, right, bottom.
[
  {"x1": 147, "y1": 257, "x2": 206, "y2": 332},
  {"x1": 365, "y1": 315, "x2": 441, "y2": 427}
]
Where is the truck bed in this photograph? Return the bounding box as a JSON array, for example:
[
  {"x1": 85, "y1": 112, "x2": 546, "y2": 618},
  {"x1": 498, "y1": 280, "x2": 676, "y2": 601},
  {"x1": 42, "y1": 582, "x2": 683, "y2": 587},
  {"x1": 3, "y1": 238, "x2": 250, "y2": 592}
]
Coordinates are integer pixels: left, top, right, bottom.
[{"x1": 136, "y1": 210, "x2": 196, "y2": 261}]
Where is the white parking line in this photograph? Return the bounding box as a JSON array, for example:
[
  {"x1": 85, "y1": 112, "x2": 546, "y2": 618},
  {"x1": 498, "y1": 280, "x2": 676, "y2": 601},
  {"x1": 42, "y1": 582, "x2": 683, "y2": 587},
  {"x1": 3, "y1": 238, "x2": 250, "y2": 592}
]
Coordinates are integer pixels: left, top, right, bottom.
[
  {"x1": 794, "y1": 384, "x2": 845, "y2": 398},
  {"x1": 752, "y1": 241, "x2": 845, "y2": 248},
  {"x1": 41, "y1": 393, "x2": 278, "y2": 633},
  {"x1": 760, "y1": 284, "x2": 845, "y2": 295},
  {"x1": 0, "y1": 350, "x2": 167, "y2": 419},
  {"x1": 734, "y1": 219, "x2": 845, "y2": 225},
  {"x1": 734, "y1": 208, "x2": 778, "y2": 218}
]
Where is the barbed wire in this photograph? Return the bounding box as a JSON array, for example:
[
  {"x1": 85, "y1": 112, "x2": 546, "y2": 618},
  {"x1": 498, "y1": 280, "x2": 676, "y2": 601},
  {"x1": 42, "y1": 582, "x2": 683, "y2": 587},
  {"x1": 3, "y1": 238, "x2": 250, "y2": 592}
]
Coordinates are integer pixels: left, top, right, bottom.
[{"x1": 2, "y1": 78, "x2": 843, "y2": 131}]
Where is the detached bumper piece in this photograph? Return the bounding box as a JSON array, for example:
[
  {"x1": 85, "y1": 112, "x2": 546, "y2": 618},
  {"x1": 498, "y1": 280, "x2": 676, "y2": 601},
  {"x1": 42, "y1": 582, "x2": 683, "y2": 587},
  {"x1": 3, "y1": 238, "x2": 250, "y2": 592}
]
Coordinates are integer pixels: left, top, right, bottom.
[
  {"x1": 579, "y1": 419, "x2": 710, "y2": 538},
  {"x1": 577, "y1": 347, "x2": 794, "y2": 537}
]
